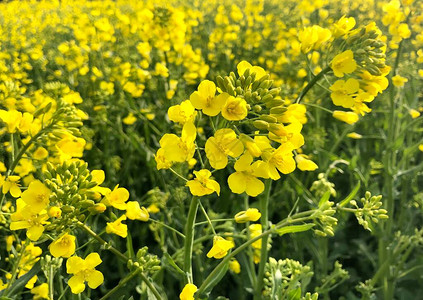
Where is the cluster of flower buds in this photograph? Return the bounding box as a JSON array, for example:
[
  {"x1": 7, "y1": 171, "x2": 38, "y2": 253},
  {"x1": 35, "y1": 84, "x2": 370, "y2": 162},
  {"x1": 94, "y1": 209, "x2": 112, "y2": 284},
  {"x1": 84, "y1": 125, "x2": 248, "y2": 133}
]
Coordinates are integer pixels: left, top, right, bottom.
[{"x1": 350, "y1": 191, "x2": 388, "y2": 232}]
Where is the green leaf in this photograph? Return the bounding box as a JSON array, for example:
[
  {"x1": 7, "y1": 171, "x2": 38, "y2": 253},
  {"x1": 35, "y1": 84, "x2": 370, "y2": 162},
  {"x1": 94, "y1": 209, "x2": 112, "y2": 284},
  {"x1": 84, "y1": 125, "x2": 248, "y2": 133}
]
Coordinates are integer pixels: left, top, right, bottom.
[
  {"x1": 338, "y1": 181, "x2": 361, "y2": 208},
  {"x1": 162, "y1": 253, "x2": 185, "y2": 275},
  {"x1": 288, "y1": 287, "x2": 301, "y2": 300},
  {"x1": 275, "y1": 224, "x2": 315, "y2": 236},
  {"x1": 0, "y1": 261, "x2": 41, "y2": 297}
]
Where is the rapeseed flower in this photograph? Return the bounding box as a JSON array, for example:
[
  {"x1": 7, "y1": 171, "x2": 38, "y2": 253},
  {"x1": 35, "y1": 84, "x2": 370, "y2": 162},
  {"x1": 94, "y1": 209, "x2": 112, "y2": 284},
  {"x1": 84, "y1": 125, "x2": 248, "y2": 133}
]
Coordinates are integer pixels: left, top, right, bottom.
[
  {"x1": 331, "y1": 50, "x2": 357, "y2": 78},
  {"x1": 190, "y1": 80, "x2": 227, "y2": 116},
  {"x1": 180, "y1": 283, "x2": 197, "y2": 300},
  {"x1": 66, "y1": 253, "x2": 104, "y2": 294},
  {"x1": 186, "y1": 169, "x2": 220, "y2": 196},
  {"x1": 228, "y1": 154, "x2": 264, "y2": 197},
  {"x1": 49, "y1": 233, "x2": 76, "y2": 258},
  {"x1": 207, "y1": 236, "x2": 235, "y2": 259},
  {"x1": 205, "y1": 128, "x2": 244, "y2": 169}
]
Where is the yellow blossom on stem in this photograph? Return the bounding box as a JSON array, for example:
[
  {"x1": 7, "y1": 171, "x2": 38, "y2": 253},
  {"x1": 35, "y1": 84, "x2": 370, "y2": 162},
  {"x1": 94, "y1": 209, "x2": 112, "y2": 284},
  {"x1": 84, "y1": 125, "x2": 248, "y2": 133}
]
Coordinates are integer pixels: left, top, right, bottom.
[
  {"x1": 221, "y1": 96, "x2": 248, "y2": 121},
  {"x1": 102, "y1": 185, "x2": 130, "y2": 210},
  {"x1": 234, "y1": 208, "x2": 261, "y2": 223},
  {"x1": 205, "y1": 128, "x2": 244, "y2": 169},
  {"x1": 21, "y1": 180, "x2": 51, "y2": 214},
  {"x1": 168, "y1": 100, "x2": 197, "y2": 124},
  {"x1": 189, "y1": 80, "x2": 227, "y2": 116},
  {"x1": 33, "y1": 147, "x2": 48, "y2": 160},
  {"x1": 106, "y1": 215, "x2": 128, "y2": 238},
  {"x1": 0, "y1": 110, "x2": 33, "y2": 133},
  {"x1": 256, "y1": 143, "x2": 296, "y2": 180},
  {"x1": 331, "y1": 50, "x2": 357, "y2": 78},
  {"x1": 157, "y1": 122, "x2": 197, "y2": 166},
  {"x1": 180, "y1": 283, "x2": 197, "y2": 300},
  {"x1": 295, "y1": 154, "x2": 318, "y2": 171},
  {"x1": 207, "y1": 236, "x2": 235, "y2": 259},
  {"x1": 123, "y1": 113, "x2": 137, "y2": 125},
  {"x1": 186, "y1": 169, "x2": 220, "y2": 196},
  {"x1": 330, "y1": 78, "x2": 360, "y2": 108},
  {"x1": 228, "y1": 154, "x2": 265, "y2": 197},
  {"x1": 249, "y1": 224, "x2": 263, "y2": 250},
  {"x1": 126, "y1": 201, "x2": 149, "y2": 221},
  {"x1": 66, "y1": 253, "x2": 104, "y2": 294},
  {"x1": 333, "y1": 16, "x2": 356, "y2": 37},
  {"x1": 239, "y1": 134, "x2": 262, "y2": 157},
  {"x1": 333, "y1": 111, "x2": 359, "y2": 124},
  {"x1": 2, "y1": 175, "x2": 22, "y2": 198},
  {"x1": 10, "y1": 199, "x2": 49, "y2": 241},
  {"x1": 392, "y1": 75, "x2": 408, "y2": 87},
  {"x1": 347, "y1": 132, "x2": 363, "y2": 139},
  {"x1": 278, "y1": 103, "x2": 307, "y2": 124},
  {"x1": 31, "y1": 283, "x2": 49, "y2": 300},
  {"x1": 229, "y1": 259, "x2": 241, "y2": 274},
  {"x1": 409, "y1": 109, "x2": 420, "y2": 119},
  {"x1": 237, "y1": 61, "x2": 267, "y2": 80},
  {"x1": 49, "y1": 233, "x2": 76, "y2": 258}
]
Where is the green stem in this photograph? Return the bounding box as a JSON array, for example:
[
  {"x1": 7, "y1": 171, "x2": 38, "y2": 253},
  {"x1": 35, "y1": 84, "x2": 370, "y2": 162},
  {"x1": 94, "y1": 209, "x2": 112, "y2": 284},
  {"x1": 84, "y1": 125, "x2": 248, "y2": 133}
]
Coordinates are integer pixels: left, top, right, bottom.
[
  {"x1": 183, "y1": 197, "x2": 199, "y2": 283},
  {"x1": 295, "y1": 66, "x2": 331, "y2": 103},
  {"x1": 198, "y1": 200, "x2": 216, "y2": 235},
  {"x1": 99, "y1": 268, "x2": 141, "y2": 300},
  {"x1": 254, "y1": 179, "x2": 272, "y2": 300},
  {"x1": 197, "y1": 209, "x2": 317, "y2": 297},
  {"x1": 3, "y1": 239, "x2": 29, "y2": 296},
  {"x1": 150, "y1": 219, "x2": 185, "y2": 238}
]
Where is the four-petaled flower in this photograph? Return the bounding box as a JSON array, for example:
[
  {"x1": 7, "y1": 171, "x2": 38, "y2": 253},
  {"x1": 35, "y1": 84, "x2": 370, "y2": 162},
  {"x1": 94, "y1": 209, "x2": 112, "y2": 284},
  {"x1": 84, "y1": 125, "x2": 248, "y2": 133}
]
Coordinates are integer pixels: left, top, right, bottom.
[{"x1": 66, "y1": 253, "x2": 104, "y2": 294}]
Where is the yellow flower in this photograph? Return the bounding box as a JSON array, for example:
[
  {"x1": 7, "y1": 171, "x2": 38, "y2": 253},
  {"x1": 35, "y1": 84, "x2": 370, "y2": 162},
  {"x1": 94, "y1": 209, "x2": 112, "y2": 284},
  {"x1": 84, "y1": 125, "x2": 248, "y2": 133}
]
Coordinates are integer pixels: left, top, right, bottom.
[
  {"x1": 168, "y1": 100, "x2": 197, "y2": 124},
  {"x1": 333, "y1": 16, "x2": 356, "y2": 37},
  {"x1": 419, "y1": 144, "x2": 423, "y2": 152},
  {"x1": 10, "y1": 199, "x2": 49, "y2": 241},
  {"x1": 31, "y1": 283, "x2": 49, "y2": 300},
  {"x1": 257, "y1": 143, "x2": 296, "y2": 180},
  {"x1": 66, "y1": 253, "x2": 104, "y2": 294},
  {"x1": 298, "y1": 25, "x2": 332, "y2": 53},
  {"x1": 180, "y1": 283, "x2": 197, "y2": 300},
  {"x1": 21, "y1": 180, "x2": 51, "y2": 214},
  {"x1": 147, "y1": 204, "x2": 160, "y2": 214},
  {"x1": 186, "y1": 169, "x2": 220, "y2": 196},
  {"x1": 123, "y1": 113, "x2": 137, "y2": 125},
  {"x1": 392, "y1": 75, "x2": 408, "y2": 87},
  {"x1": 49, "y1": 233, "x2": 76, "y2": 258},
  {"x1": 330, "y1": 78, "x2": 360, "y2": 108},
  {"x1": 0, "y1": 110, "x2": 33, "y2": 133},
  {"x1": 234, "y1": 208, "x2": 261, "y2": 223},
  {"x1": 2, "y1": 175, "x2": 22, "y2": 198},
  {"x1": 158, "y1": 122, "x2": 197, "y2": 166},
  {"x1": 56, "y1": 135, "x2": 86, "y2": 161},
  {"x1": 249, "y1": 224, "x2": 263, "y2": 250},
  {"x1": 189, "y1": 80, "x2": 227, "y2": 116},
  {"x1": 295, "y1": 154, "x2": 318, "y2": 171},
  {"x1": 221, "y1": 96, "x2": 248, "y2": 121},
  {"x1": 237, "y1": 61, "x2": 267, "y2": 80},
  {"x1": 229, "y1": 259, "x2": 241, "y2": 274},
  {"x1": 228, "y1": 154, "x2": 265, "y2": 197},
  {"x1": 106, "y1": 215, "x2": 128, "y2": 238},
  {"x1": 48, "y1": 206, "x2": 62, "y2": 218},
  {"x1": 331, "y1": 50, "x2": 357, "y2": 78},
  {"x1": 333, "y1": 111, "x2": 359, "y2": 124},
  {"x1": 239, "y1": 134, "x2": 262, "y2": 157},
  {"x1": 207, "y1": 236, "x2": 235, "y2": 259},
  {"x1": 268, "y1": 122, "x2": 305, "y2": 149},
  {"x1": 278, "y1": 104, "x2": 307, "y2": 124},
  {"x1": 126, "y1": 201, "x2": 149, "y2": 221},
  {"x1": 409, "y1": 109, "x2": 420, "y2": 119},
  {"x1": 33, "y1": 147, "x2": 48, "y2": 160},
  {"x1": 102, "y1": 185, "x2": 130, "y2": 210},
  {"x1": 205, "y1": 128, "x2": 244, "y2": 169}
]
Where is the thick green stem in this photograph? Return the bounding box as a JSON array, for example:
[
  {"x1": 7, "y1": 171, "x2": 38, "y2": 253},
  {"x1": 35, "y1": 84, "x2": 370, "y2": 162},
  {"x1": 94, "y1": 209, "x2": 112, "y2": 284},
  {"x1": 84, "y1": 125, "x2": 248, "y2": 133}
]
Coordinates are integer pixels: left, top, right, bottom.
[
  {"x1": 254, "y1": 179, "x2": 272, "y2": 300},
  {"x1": 197, "y1": 209, "x2": 317, "y2": 297},
  {"x1": 100, "y1": 268, "x2": 141, "y2": 300},
  {"x1": 295, "y1": 66, "x2": 331, "y2": 103},
  {"x1": 183, "y1": 197, "x2": 199, "y2": 283}
]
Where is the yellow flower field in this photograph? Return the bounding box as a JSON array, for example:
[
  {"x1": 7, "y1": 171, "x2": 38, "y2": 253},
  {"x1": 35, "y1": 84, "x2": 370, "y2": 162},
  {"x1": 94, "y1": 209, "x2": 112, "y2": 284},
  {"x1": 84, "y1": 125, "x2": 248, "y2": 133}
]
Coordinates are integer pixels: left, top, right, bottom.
[{"x1": 0, "y1": 0, "x2": 422, "y2": 299}]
